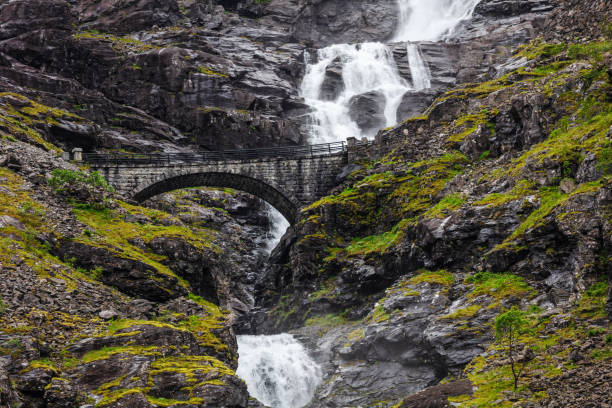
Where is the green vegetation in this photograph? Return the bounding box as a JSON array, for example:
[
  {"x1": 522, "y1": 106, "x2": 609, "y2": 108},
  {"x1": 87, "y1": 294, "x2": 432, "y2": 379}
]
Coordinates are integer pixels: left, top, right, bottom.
[
  {"x1": 304, "y1": 313, "x2": 349, "y2": 331},
  {"x1": 391, "y1": 151, "x2": 470, "y2": 217},
  {"x1": 447, "y1": 109, "x2": 497, "y2": 144},
  {"x1": 48, "y1": 169, "x2": 115, "y2": 194},
  {"x1": 71, "y1": 203, "x2": 220, "y2": 291},
  {"x1": 0, "y1": 92, "x2": 85, "y2": 152},
  {"x1": 408, "y1": 269, "x2": 454, "y2": 288},
  {"x1": 475, "y1": 180, "x2": 536, "y2": 207},
  {"x1": 440, "y1": 305, "x2": 481, "y2": 321},
  {"x1": 424, "y1": 193, "x2": 465, "y2": 218},
  {"x1": 73, "y1": 30, "x2": 161, "y2": 54},
  {"x1": 198, "y1": 66, "x2": 229, "y2": 78},
  {"x1": 458, "y1": 278, "x2": 610, "y2": 407},
  {"x1": 464, "y1": 272, "x2": 533, "y2": 303},
  {"x1": 494, "y1": 307, "x2": 530, "y2": 390},
  {"x1": 367, "y1": 304, "x2": 390, "y2": 324},
  {"x1": 341, "y1": 220, "x2": 406, "y2": 257}
]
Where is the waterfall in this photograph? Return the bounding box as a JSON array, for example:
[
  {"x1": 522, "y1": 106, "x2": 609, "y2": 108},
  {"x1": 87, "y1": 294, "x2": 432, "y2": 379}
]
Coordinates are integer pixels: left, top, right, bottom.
[
  {"x1": 264, "y1": 204, "x2": 289, "y2": 253},
  {"x1": 407, "y1": 44, "x2": 431, "y2": 90},
  {"x1": 393, "y1": 0, "x2": 482, "y2": 42},
  {"x1": 236, "y1": 334, "x2": 323, "y2": 408},
  {"x1": 301, "y1": 43, "x2": 409, "y2": 143},
  {"x1": 300, "y1": 0, "x2": 481, "y2": 143}
]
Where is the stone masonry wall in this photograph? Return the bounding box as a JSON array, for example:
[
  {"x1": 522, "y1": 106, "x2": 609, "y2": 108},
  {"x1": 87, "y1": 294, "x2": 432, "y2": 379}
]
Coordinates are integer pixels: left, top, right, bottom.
[{"x1": 93, "y1": 153, "x2": 349, "y2": 223}]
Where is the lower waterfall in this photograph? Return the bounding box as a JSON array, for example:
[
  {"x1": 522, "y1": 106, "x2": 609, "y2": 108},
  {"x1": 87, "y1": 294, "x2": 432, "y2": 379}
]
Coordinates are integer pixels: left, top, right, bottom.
[{"x1": 236, "y1": 334, "x2": 322, "y2": 408}]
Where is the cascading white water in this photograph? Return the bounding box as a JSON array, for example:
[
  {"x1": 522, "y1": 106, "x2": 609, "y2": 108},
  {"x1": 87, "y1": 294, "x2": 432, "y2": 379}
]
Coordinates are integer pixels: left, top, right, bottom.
[
  {"x1": 300, "y1": 0, "x2": 481, "y2": 143},
  {"x1": 301, "y1": 43, "x2": 410, "y2": 143},
  {"x1": 407, "y1": 44, "x2": 431, "y2": 90},
  {"x1": 393, "y1": 0, "x2": 482, "y2": 42},
  {"x1": 241, "y1": 5, "x2": 483, "y2": 407},
  {"x1": 236, "y1": 334, "x2": 322, "y2": 408},
  {"x1": 264, "y1": 204, "x2": 289, "y2": 253}
]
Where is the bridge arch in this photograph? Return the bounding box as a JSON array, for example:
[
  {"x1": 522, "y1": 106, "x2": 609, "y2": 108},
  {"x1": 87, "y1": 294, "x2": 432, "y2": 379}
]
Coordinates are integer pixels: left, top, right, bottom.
[{"x1": 133, "y1": 172, "x2": 298, "y2": 224}]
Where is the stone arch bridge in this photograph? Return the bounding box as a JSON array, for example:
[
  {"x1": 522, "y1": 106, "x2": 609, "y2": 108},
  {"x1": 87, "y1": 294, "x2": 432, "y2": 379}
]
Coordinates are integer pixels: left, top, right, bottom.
[{"x1": 81, "y1": 141, "x2": 367, "y2": 224}]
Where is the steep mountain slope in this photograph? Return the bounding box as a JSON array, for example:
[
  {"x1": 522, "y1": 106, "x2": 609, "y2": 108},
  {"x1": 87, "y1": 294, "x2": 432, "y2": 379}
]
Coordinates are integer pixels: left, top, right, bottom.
[
  {"x1": 0, "y1": 130, "x2": 273, "y2": 406},
  {"x1": 256, "y1": 9, "x2": 612, "y2": 408}
]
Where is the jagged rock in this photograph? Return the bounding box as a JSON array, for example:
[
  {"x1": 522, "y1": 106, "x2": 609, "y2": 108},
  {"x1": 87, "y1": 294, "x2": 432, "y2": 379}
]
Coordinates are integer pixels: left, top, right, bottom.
[
  {"x1": 0, "y1": 215, "x2": 25, "y2": 231},
  {"x1": 348, "y1": 91, "x2": 386, "y2": 135},
  {"x1": 98, "y1": 309, "x2": 118, "y2": 320},
  {"x1": 56, "y1": 240, "x2": 188, "y2": 302},
  {"x1": 15, "y1": 367, "x2": 55, "y2": 394},
  {"x1": 44, "y1": 378, "x2": 77, "y2": 408},
  {"x1": 319, "y1": 58, "x2": 344, "y2": 101}
]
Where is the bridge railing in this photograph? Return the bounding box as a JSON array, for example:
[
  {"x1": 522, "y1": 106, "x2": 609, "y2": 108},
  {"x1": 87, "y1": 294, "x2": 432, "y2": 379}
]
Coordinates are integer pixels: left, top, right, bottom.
[{"x1": 83, "y1": 141, "x2": 349, "y2": 165}]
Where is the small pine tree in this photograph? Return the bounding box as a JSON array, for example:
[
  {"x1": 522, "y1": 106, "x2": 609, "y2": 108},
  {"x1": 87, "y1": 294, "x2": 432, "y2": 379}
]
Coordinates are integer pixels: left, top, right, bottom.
[{"x1": 494, "y1": 306, "x2": 529, "y2": 391}]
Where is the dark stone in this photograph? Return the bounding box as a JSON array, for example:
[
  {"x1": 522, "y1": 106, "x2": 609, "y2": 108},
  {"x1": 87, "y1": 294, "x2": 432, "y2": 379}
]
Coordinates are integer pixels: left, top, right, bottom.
[{"x1": 348, "y1": 91, "x2": 386, "y2": 136}]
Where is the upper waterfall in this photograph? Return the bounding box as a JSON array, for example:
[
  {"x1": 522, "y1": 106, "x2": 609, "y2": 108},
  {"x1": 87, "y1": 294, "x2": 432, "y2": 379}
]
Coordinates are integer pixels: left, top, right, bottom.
[
  {"x1": 393, "y1": 0, "x2": 482, "y2": 42},
  {"x1": 300, "y1": 0, "x2": 481, "y2": 143},
  {"x1": 301, "y1": 43, "x2": 410, "y2": 143}
]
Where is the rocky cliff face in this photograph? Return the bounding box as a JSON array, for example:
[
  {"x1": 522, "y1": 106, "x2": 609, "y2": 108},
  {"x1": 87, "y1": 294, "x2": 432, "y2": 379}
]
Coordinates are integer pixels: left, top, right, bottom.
[
  {"x1": 0, "y1": 104, "x2": 272, "y2": 406},
  {"x1": 254, "y1": 3, "x2": 612, "y2": 405},
  {"x1": 0, "y1": 0, "x2": 573, "y2": 155}
]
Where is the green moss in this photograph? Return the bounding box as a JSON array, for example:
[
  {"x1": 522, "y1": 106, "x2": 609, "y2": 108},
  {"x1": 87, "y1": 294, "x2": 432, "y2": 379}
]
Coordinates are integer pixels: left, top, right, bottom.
[
  {"x1": 146, "y1": 396, "x2": 205, "y2": 406},
  {"x1": 508, "y1": 110, "x2": 611, "y2": 178},
  {"x1": 197, "y1": 66, "x2": 229, "y2": 78},
  {"x1": 95, "y1": 388, "x2": 145, "y2": 407},
  {"x1": 0, "y1": 92, "x2": 82, "y2": 152},
  {"x1": 391, "y1": 151, "x2": 470, "y2": 218},
  {"x1": 347, "y1": 328, "x2": 365, "y2": 343},
  {"x1": 515, "y1": 40, "x2": 568, "y2": 60},
  {"x1": 464, "y1": 272, "x2": 533, "y2": 302},
  {"x1": 367, "y1": 304, "x2": 390, "y2": 323},
  {"x1": 101, "y1": 319, "x2": 177, "y2": 336},
  {"x1": 408, "y1": 269, "x2": 455, "y2": 287},
  {"x1": 447, "y1": 109, "x2": 497, "y2": 144},
  {"x1": 81, "y1": 346, "x2": 161, "y2": 364},
  {"x1": 20, "y1": 358, "x2": 57, "y2": 373},
  {"x1": 176, "y1": 315, "x2": 230, "y2": 354},
  {"x1": 424, "y1": 193, "x2": 465, "y2": 218},
  {"x1": 475, "y1": 180, "x2": 537, "y2": 207},
  {"x1": 591, "y1": 348, "x2": 612, "y2": 360},
  {"x1": 72, "y1": 204, "x2": 221, "y2": 289},
  {"x1": 305, "y1": 313, "x2": 348, "y2": 329},
  {"x1": 567, "y1": 41, "x2": 612, "y2": 61},
  {"x1": 439, "y1": 305, "x2": 481, "y2": 321},
  {"x1": 73, "y1": 31, "x2": 161, "y2": 54}
]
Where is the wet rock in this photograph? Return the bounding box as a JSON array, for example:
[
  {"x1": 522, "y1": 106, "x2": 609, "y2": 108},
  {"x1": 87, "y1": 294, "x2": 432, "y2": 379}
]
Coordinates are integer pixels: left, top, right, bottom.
[
  {"x1": 44, "y1": 377, "x2": 77, "y2": 408},
  {"x1": 56, "y1": 240, "x2": 188, "y2": 302},
  {"x1": 348, "y1": 91, "x2": 386, "y2": 136},
  {"x1": 78, "y1": 0, "x2": 183, "y2": 34},
  {"x1": 98, "y1": 309, "x2": 118, "y2": 320},
  {"x1": 0, "y1": 215, "x2": 25, "y2": 231},
  {"x1": 319, "y1": 58, "x2": 344, "y2": 101},
  {"x1": 15, "y1": 367, "x2": 55, "y2": 394}
]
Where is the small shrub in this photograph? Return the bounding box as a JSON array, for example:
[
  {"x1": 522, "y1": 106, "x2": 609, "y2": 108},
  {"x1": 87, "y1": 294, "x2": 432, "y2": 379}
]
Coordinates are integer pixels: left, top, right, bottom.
[
  {"x1": 48, "y1": 169, "x2": 115, "y2": 193},
  {"x1": 494, "y1": 307, "x2": 531, "y2": 391},
  {"x1": 603, "y1": 22, "x2": 612, "y2": 40},
  {"x1": 586, "y1": 327, "x2": 605, "y2": 337},
  {"x1": 586, "y1": 280, "x2": 608, "y2": 297},
  {"x1": 0, "y1": 297, "x2": 6, "y2": 315}
]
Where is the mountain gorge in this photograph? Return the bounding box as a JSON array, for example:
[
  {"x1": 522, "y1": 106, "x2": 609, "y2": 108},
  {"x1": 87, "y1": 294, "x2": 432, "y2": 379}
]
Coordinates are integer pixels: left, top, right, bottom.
[{"x1": 0, "y1": 0, "x2": 611, "y2": 407}]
